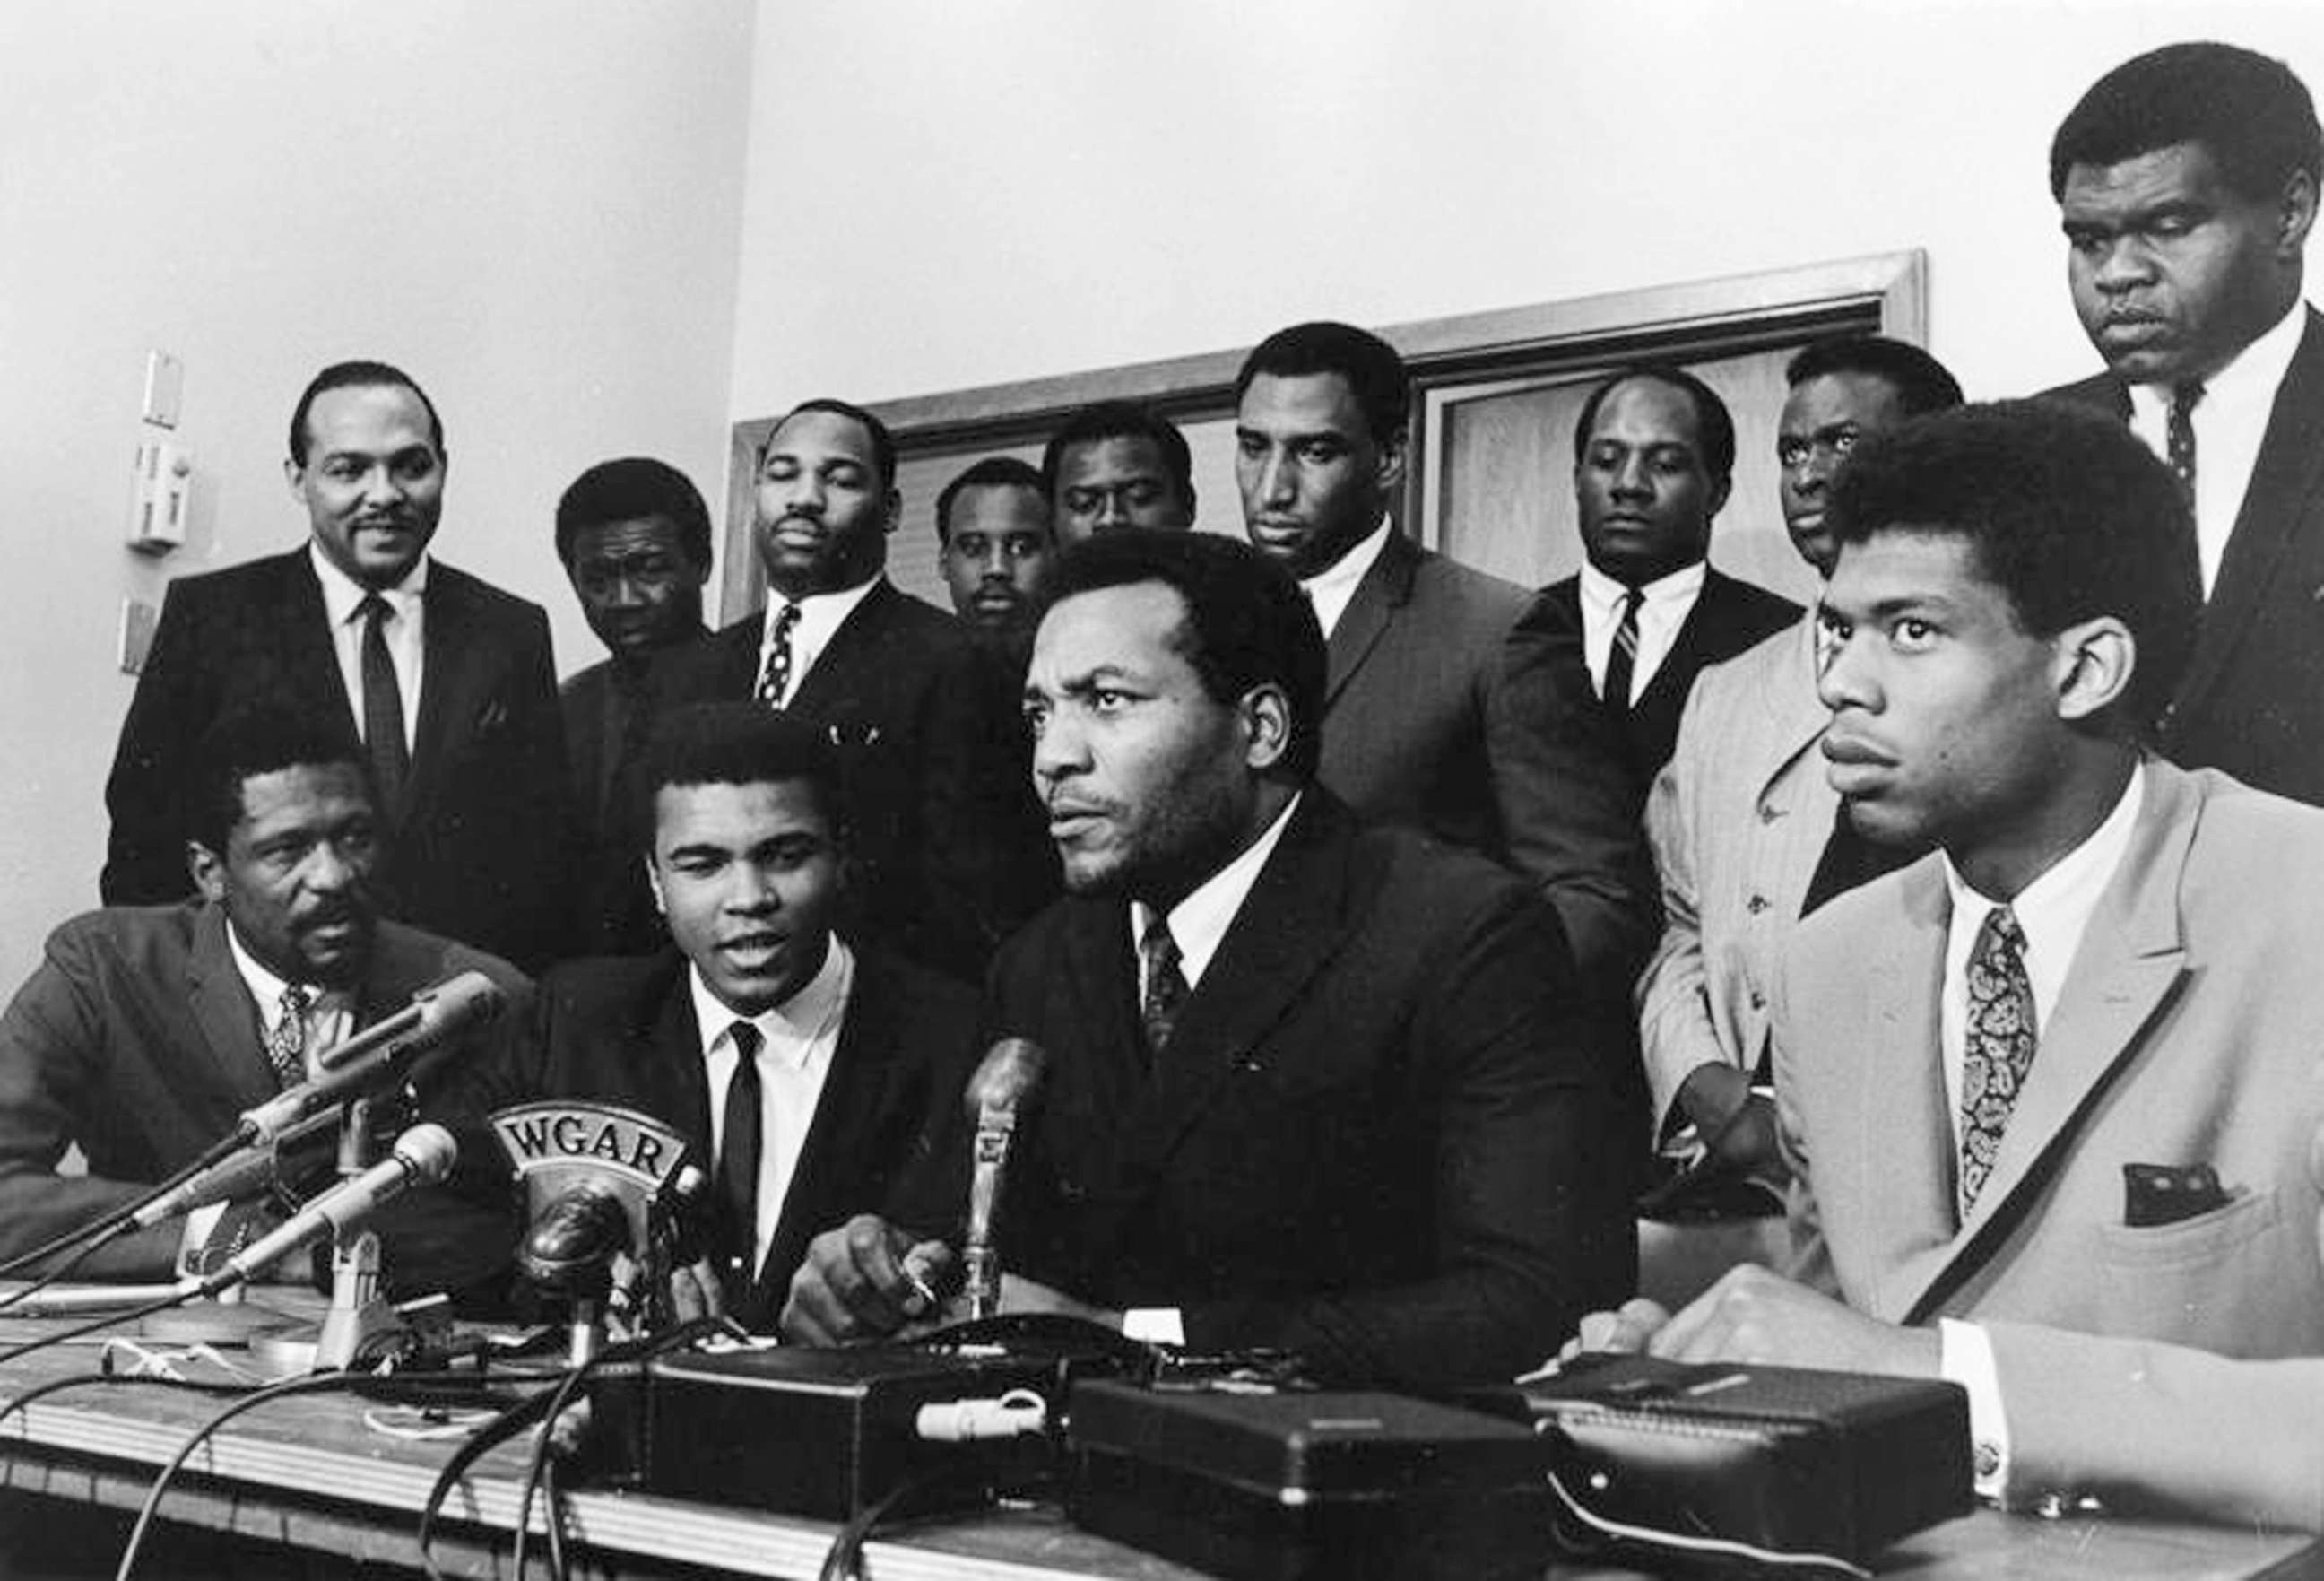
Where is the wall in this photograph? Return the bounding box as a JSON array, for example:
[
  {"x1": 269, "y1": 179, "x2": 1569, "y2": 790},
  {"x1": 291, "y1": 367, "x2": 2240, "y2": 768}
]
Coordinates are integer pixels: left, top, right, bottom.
[
  {"x1": 727, "y1": 0, "x2": 2324, "y2": 471},
  {"x1": 0, "y1": 1, "x2": 754, "y2": 986}
]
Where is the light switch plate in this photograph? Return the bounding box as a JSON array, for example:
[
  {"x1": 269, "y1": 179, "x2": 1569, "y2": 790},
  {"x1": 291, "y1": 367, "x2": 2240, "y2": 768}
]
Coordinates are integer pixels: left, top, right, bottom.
[
  {"x1": 119, "y1": 598, "x2": 159, "y2": 674},
  {"x1": 142, "y1": 351, "x2": 183, "y2": 429}
]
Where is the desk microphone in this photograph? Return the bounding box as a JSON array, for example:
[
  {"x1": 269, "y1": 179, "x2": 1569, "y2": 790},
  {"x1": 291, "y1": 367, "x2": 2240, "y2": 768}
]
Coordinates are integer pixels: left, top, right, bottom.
[
  {"x1": 235, "y1": 973, "x2": 504, "y2": 1146},
  {"x1": 126, "y1": 1108, "x2": 340, "y2": 1232},
  {"x1": 961, "y1": 1038, "x2": 1047, "y2": 1320},
  {"x1": 192, "y1": 1124, "x2": 460, "y2": 1298}
]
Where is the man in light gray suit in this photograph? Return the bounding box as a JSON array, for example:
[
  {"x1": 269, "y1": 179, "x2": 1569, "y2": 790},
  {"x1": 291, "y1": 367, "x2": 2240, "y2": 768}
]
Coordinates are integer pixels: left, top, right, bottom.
[{"x1": 1232, "y1": 320, "x2": 1651, "y2": 984}]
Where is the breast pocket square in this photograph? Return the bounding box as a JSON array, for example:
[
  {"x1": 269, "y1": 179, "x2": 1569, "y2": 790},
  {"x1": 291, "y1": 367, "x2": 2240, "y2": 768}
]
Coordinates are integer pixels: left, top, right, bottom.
[{"x1": 2122, "y1": 1160, "x2": 2230, "y2": 1227}]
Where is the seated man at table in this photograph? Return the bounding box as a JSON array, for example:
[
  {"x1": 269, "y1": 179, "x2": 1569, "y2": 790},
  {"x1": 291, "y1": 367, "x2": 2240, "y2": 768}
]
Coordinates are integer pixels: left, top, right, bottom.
[
  {"x1": 0, "y1": 705, "x2": 526, "y2": 1285},
  {"x1": 784, "y1": 532, "x2": 1637, "y2": 1387},
  {"x1": 440, "y1": 703, "x2": 981, "y2": 1329},
  {"x1": 1570, "y1": 401, "x2": 2324, "y2": 1530}
]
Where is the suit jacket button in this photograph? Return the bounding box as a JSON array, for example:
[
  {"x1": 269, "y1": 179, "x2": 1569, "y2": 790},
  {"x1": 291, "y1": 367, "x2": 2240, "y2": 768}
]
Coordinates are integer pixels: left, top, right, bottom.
[{"x1": 1746, "y1": 894, "x2": 1769, "y2": 914}]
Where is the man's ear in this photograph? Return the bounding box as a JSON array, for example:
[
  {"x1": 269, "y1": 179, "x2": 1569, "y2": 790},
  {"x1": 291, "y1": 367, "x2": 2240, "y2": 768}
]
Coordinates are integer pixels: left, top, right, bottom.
[
  {"x1": 643, "y1": 855, "x2": 666, "y2": 916},
  {"x1": 1240, "y1": 682, "x2": 1294, "y2": 772},
  {"x1": 2277, "y1": 168, "x2": 2318, "y2": 258},
  {"x1": 880, "y1": 486, "x2": 902, "y2": 536},
  {"x1": 1707, "y1": 471, "x2": 1734, "y2": 519},
  {"x1": 282, "y1": 457, "x2": 306, "y2": 499},
  {"x1": 2054, "y1": 615, "x2": 2136, "y2": 723},
  {"x1": 1375, "y1": 424, "x2": 1410, "y2": 496},
  {"x1": 188, "y1": 840, "x2": 228, "y2": 904}
]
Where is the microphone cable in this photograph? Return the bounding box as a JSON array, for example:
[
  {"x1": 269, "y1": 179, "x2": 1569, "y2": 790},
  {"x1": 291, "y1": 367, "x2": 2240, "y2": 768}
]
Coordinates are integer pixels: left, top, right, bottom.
[{"x1": 0, "y1": 1287, "x2": 195, "y2": 1368}]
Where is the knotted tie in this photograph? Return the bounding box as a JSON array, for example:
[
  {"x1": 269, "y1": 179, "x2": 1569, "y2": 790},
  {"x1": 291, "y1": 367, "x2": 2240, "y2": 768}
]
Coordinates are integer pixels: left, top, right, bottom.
[
  {"x1": 2165, "y1": 379, "x2": 2205, "y2": 515},
  {"x1": 717, "y1": 1022, "x2": 764, "y2": 1283},
  {"x1": 1958, "y1": 906, "x2": 2036, "y2": 1216},
  {"x1": 357, "y1": 595, "x2": 410, "y2": 818},
  {"x1": 754, "y1": 602, "x2": 803, "y2": 708},
  {"x1": 1601, "y1": 587, "x2": 1644, "y2": 711},
  {"x1": 1139, "y1": 917, "x2": 1189, "y2": 1065},
  {"x1": 264, "y1": 984, "x2": 313, "y2": 1090}
]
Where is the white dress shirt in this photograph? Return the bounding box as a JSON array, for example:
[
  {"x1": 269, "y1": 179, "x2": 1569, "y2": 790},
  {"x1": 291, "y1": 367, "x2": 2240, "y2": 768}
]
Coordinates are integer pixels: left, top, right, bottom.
[
  {"x1": 687, "y1": 937, "x2": 853, "y2": 1277},
  {"x1": 755, "y1": 576, "x2": 883, "y2": 708},
  {"x1": 2126, "y1": 298, "x2": 2306, "y2": 595},
  {"x1": 1931, "y1": 762, "x2": 2145, "y2": 1498},
  {"x1": 1297, "y1": 517, "x2": 1395, "y2": 640},
  {"x1": 310, "y1": 543, "x2": 425, "y2": 754},
  {"x1": 1579, "y1": 560, "x2": 1705, "y2": 706},
  {"x1": 1119, "y1": 793, "x2": 1301, "y2": 1342}
]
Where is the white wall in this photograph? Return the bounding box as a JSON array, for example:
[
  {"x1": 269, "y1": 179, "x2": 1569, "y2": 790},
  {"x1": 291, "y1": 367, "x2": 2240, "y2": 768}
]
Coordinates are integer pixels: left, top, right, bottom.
[
  {"x1": 0, "y1": 2, "x2": 754, "y2": 986},
  {"x1": 727, "y1": 0, "x2": 2324, "y2": 432}
]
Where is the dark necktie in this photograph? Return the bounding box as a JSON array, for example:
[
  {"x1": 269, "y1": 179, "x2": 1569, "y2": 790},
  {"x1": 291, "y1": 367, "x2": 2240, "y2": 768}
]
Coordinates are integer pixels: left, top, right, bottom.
[
  {"x1": 754, "y1": 602, "x2": 803, "y2": 708},
  {"x1": 2165, "y1": 379, "x2": 2205, "y2": 515},
  {"x1": 264, "y1": 984, "x2": 312, "y2": 1090},
  {"x1": 1958, "y1": 906, "x2": 2036, "y2": 1216},
  {"x1": 1139, "y1": 917, "x2": 1189, "y2": 1065},
  {"x1": 357, "y1": 595, "x2": 411, "y2": 818},
  {"x1": 1799, "y1": 802, "x2": 1925, "y2": 918},
  {"x1": 1601, "y1": 587, "x2": 1644, "y2": 711},
  {"x1": 717, "y1": 1022, "x2": 764, "y2": 1284}
]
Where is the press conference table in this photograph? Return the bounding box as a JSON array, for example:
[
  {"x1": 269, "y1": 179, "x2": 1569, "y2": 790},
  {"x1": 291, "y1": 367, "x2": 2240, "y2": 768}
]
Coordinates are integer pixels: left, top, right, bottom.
[{"x1": 0, "y1": 1304, "x2": 2312, "y2": 1581}]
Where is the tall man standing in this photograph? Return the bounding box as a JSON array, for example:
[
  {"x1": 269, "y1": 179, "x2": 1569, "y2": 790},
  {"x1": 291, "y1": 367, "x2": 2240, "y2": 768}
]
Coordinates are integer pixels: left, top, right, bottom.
[
  {"x1": 554, "y1": 456, "x2": 715, "y2": 956},
  {"x1": 655, "y1": 399, "x2": 1048, "y2": 979},
  {"x1": 103, "y1": 361, "x2": 572, "y2": 970},
  {"x1": 785, "y1": 534, "x2": 1635, "y2": 1386},
  {"x1": 1233, "y1": 321, "x2": 1651, "y2": 984},
  {"x1": 2043, "y1": 42, "x2": 2324, "y2": 804}
]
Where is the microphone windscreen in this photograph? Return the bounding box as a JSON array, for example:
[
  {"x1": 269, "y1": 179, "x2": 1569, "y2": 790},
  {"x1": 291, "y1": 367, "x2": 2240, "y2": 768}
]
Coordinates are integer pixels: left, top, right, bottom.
[{"x1": 965, "y1": 1038, "x2": 1048, "y2": 1119}]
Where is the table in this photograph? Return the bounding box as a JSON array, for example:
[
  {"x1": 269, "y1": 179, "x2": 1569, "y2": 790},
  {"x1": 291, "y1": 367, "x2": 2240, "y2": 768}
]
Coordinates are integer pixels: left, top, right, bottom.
[{"x1": 0, "y1": 1307, "x2": 2312, "y2": 1581}]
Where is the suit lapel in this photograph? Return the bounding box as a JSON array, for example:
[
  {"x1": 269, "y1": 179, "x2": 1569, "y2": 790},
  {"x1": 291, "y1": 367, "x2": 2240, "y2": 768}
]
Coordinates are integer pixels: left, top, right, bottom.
[
  {"x1": 2174, "y1": 310, "x2": 2324, "y2": 721},
  {"x1": 1107, "y1": 800, "x2": 1356, "y2": 1191},
  {"x1": 1323, "y1": 534, "x2": 1414, "y2": 709},
  {"x1": 1752, "y1": 617, "x2": 1828, "y2": 798},
  {"x1": 787, "y1": 581, "x2": 889, "y2": 715},
  {"x1": 278, "y1": 553, "x2": 362, "y2": 739},
  {"x1": 186, "y1": 905, "x2": 285, "y2": 1107},
  {"x1": 761, "y1": 951, "x2": 893, "y2": 1289},
  {"x1": 1852, "y1": 865, "x2": 1963, "y2": 1323},
  {"x1": 408, "y1": 572, "x2": 495, "y2": 821}
]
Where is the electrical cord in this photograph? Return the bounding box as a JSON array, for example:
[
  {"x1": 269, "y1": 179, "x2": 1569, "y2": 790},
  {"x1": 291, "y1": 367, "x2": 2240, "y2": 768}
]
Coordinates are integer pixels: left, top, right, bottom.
[
  {"x1": 0, "y1": 1370, "x2": 113, "y2": 1437},
  {"x1": 1543, "y1": 1467, "x2": 1874, "y2": 1578},
  {"x1": 540, "y1": 1446, "x2": 572, "y2": 1581}
]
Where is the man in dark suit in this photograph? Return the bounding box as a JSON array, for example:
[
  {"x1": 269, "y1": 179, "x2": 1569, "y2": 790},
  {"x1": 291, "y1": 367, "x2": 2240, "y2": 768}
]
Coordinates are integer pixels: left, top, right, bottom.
[
  {"x1": 1233, "y1": 321, "x2": 1652, "y2": 985},
  {"x1": 1042, "y1": 401, "x2": 1198, "y2": 541},
  {"x1": 440, "y1": 705, "x2": 977, "y2": 1328},
  {"x1": 785, "y1": 533, "x2": 1636, "y2": 1387},
  {"x1": 2041, "y1": 43, "x2": 2324, "y2": 805},
  {"x1": 554, "y1": 456, "x2": 715, "y2": 955},
  {"x1": 934, "y1": 455, "x2": 1057, "y2": 660},
  {"x1": 655, "y1": 398, "x2": 1049, "y2": 979},
  {"x1": 102, "y1": 361, "x2": 572, "y2": 970},
  {"x1": 1507, "y1": 365, "x2": 1800, "y2": 796},
  {"x1": 2, "y1": 707, "x2": 525, "y2": 1284}
]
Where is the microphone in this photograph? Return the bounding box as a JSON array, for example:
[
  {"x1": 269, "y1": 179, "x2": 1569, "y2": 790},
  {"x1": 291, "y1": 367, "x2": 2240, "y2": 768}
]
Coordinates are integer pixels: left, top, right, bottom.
[
  {"x1": 193, "y1": 1123, "x2": 460, "y2": 1298},
  {"x1": 126, "y1": 1108, "x2": 341, "y2": 1231},
  {"x1": 960, "y1": 1038, "x2": 1047, "y2": 1321},
  {"x1": 236, "y1": 973, "x2": 504, "y2": 1146}
]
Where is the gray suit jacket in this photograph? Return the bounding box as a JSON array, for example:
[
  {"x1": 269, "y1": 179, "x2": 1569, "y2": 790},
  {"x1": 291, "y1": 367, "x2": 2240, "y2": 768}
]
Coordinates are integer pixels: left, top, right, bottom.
[{"x1": 1773, "y1": 760, "x2": 2324, "y2": 1525}]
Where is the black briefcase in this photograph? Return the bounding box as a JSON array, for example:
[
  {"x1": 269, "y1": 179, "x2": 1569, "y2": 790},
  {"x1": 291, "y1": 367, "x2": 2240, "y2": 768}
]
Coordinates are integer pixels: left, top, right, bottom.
[{"x1": 1065, "y1": 1379, "x2": 1552, "y2": 1580}]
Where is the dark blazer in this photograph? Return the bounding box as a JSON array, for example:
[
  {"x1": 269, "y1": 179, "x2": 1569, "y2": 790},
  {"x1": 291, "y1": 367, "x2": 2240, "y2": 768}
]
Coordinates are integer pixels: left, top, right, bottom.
[
  {"x1": 2042, "y1": 308, "x2": 2324, "y2": 806},
  {"x1": 909, "y1": 791, "x2": 1637, "y2": 1388},
  {"x1": 559, "y1": 635, "x2": 708, "y2": 958},
  {"x1": 0, "y1": 899, "x2": 527, "y2": 1281},
  {"x1": 101, "y1": 549, "x2": 575, "y2": 970},
  {"x1": 1513, "y1": 569, "x2": 1801, "y2": 797},
  {"x1": 654, "y1": 580, "x2": 1052, "y2": 978},
  {"x1": 446, "y1": 944, "x2": 978, "y2": 1329},
  {"x1": 1322, "y1": 534, "x2": 1652, "y2": 986}
]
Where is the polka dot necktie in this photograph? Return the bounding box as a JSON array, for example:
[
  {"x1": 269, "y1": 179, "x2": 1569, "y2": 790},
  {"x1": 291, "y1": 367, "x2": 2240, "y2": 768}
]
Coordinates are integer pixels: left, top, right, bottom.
[
  {"x1": 754, "y1": 602, "x2": 802, "y2": 708},
  {"x1": 2166, "y1": 380, "x2": 2204, "y2": 517}
]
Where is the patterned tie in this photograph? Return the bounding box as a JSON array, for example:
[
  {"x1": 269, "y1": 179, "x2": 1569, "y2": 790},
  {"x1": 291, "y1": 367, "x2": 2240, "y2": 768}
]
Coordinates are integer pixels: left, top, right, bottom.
[
  {"x1": 1139, "y1": 916, "x2": 1189, "y2": 1065},
  {"x1": 754, "y1": 602, "x2": 803, "y2": 708},
  {"x1": 357, "y1": 595, "x2": 411, "y2": 818},
  {"x1": 717, "y1": 1022, "x2": 764, "y2": 1284},
  {"x1": 1601, "y1": 587, "x2": 1644, "y2": 711},
  {"x1": 264, "y1": 984, "x2": 313, "y2": 1090},
  {"x1": 2165, "y1": 380, "x2": 2204, "y2": 515},
  {"x1": 1958, "y1": 906, "x2": 2036, "y2": 1216}
]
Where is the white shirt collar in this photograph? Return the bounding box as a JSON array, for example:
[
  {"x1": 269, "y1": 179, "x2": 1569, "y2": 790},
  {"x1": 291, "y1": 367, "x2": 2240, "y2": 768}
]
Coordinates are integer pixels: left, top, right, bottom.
[
  {"x1": 222, "y1": 919, "x2": 351, "y2": 1039},
  {"x1": 686, "y1": 934, "x2": 854, "y2": 1072},
  {"x1": 1296, "y1": 516, "x2": 1396, "y2": 639},
  {"x1": 2126, "y1": 293, "x2": 2304, "y2": 400},
  {"x1": 308, "y1": 540, "x2": 428, "y2": 624},
  {"x1": 1132, "y1": 792, "x2": 1302, "y2": 994},
  {"x1": 757, "y1": 576, "x2": 884, "y2": 707},
  {"x1": 1577, "y1": 557, "x2": 1705, "y2": 615},
  {"x1": 1577, "y1": 558, "x2": 1708, "y2": 704}
]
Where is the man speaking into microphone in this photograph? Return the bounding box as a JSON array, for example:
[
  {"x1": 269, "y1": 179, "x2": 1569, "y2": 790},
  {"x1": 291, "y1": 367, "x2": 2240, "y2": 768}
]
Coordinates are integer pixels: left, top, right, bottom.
[
  {"x1": 0, "y1": 705, "x2": 526, "y2": 1284},
  {"x1": 785, "y1": 533, "x2": 1638, "y2": 1387}
]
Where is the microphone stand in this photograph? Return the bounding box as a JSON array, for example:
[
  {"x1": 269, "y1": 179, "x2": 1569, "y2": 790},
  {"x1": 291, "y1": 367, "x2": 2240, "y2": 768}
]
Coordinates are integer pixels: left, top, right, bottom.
[{"x1": 249, "y1": 1094, "x2": 420, "y2": 1376}]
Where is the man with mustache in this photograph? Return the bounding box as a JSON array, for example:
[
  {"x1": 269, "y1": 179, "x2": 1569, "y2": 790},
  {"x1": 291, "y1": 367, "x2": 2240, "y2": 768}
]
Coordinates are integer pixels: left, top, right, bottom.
[
  {"x1": 784, "y1": 532, "x2": 1636, "y2": 1387},
  {"x1": 1568, "y1": 402, "x2": 2324, "y2": 1529},
  {"x1": 439, "y1": 704, "x2": 977, "y2": 1328},
  {"x1": 656, "y1": 399, "x2": 1049, "y2": 979},
  {"x1": 0, "y1": 705, "x2": 525, "y2": 1284},
  {"x1": 103, "y1": 361, "x2": 573, "y2": 970},
  {"x1": 555, "y1": 456, "x2": 716, "y2": 956},
  {"x1": 935, "y1": 455, "x2": 1057, "y2": 660},
  {"x1": 2042, "y1": 43, "x2": 2324, "y2": 805}
]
